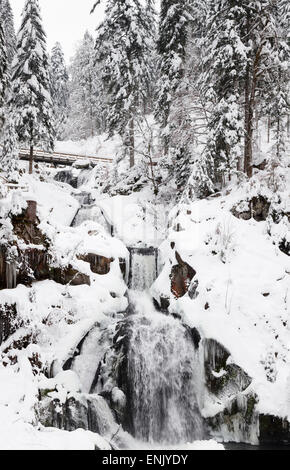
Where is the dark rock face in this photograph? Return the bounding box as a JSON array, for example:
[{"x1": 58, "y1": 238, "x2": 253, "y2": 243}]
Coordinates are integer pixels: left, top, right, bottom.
[
  {"x1": 203, "y1": 338, "x2": 251, "y2": 397},
  {"x1": 207, "y1": 393, "x2": 259, "y2": 443},
  {"x1": 51, "y1": 265, "x2": 91, "y2": 286},
  {"x1": 259, "y1": 415, "x2": 290, "y2": 445},
  {"x1": 203, "y1": 337, "x2": 258, "y2": 443},
  {"x1": 279, "y1": 238, "x2": 290, "y2": 256},
  {"x1": 88, "y1": 317, "x2": 133, "y2": 432},
  {"x1": 38, "y1": 394, "x2": 114, "y2": 442},
  {"x1": 170, "y1": 252, "x2": 196, "y2": 298},
  {"x1": 11, "y1": 202, "x2": 48, "y2": 246},
  {"x1": 0, "y1": 202, "x2": 50, "y2": 289},
  {"x1": 231, "y1": 196, "x2": 270, "y2": 222},
  {"x1": 0, "y1": 303, "x2": 20, "y2": 346},
  {"x1": 0, "y1": 246, "x2": 51, "y2": 290},
  {"x1": 54, "y1": 170, "x2": 78, "y2": 188},
  {"x1": 252, "y1": 196, "x2": 271, "y2": 222},
  {"x1": 77, "y1": 254, "x2": 127, "y2": 279},
  {"x1": 77, "y1": 253, "x2": 113, "y2": 275},
  {"x1": 0, "y1": 203, "x2": 91, "y2": 290},
  {"x1": 189, "y1": 328, "x2": 201, "y2": 349}
]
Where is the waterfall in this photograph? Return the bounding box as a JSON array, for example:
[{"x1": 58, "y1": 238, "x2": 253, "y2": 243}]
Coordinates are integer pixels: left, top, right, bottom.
[
  {"x1": 6, "y1": 262, "x2": 17, "y2": 289},
  {"x1": 71, "y1": 204, "x2": 113, "y2": 235},
  {"x1": 126, "y1": 293, "x2": 205, "y2": 445},
  {"x1": 128, "y1": 248, "x2": 158, "y2": 291}
]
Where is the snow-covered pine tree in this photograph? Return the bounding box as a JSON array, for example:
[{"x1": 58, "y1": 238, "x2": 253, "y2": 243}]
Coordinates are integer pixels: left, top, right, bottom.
[
  {"x1": 49, "y1": 42, "x2": 69, "y2": 140},
  {"x1": 0, "y1": 20, "x2": 8, "y2": 132},
  {"x1": 156, "y1": 1, "x2": 210, "y2": 197},
  {"x1": 0, "y1": 111, "x2": 19, "y2": 179},
  {"x1": 240, "y1": 0, "x2": 286, "y2": 177},
  {"x1": 202, "y1": 0, "x2": 247, "y2": 186},
  {"x1": 94, "y1": 0, "x2": 154, "y2": 167},
  {"x1": 10, "y1": 0, "x2": 54, "y2": 174},
  {"x1": 0, "y1": 0, "x2": 16, "y2": 65},
  {"x1": 155, "y1": 0, "x2": 190, "y2": 156},
  {"x1": 263, "y1": 0, "x2": 289, "y2": 161},
  {"x1": 65, "y1": 32, "x2": 102, "y2": 140}
]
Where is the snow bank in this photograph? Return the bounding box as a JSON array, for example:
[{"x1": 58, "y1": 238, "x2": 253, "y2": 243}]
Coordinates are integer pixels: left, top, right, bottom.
[{"x1": 152, "y1": 183, "x2": 290, "y2": 421}]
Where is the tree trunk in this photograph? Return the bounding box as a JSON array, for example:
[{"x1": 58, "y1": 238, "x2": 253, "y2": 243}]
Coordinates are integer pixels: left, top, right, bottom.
[
  {"x1": 129, "y1": 117, "x2": 135, "y2": 168},
  {"x1": 267, "y1": 115, "x2": 271, "y2": 143},
  {"x1": 243, "y1": 64, "x2": 251, "y2": 176},
  {"x1": 29, "y1": 145, "x2": 34, "y2": 174},
  {"x1": 244, "y1": 45, "x2": 262, "y2": 178}
]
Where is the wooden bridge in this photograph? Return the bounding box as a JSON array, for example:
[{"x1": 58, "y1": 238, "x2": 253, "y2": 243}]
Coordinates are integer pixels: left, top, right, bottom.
[{"x1": 19, "y1": 148, "x2": 113, "y2": 167}]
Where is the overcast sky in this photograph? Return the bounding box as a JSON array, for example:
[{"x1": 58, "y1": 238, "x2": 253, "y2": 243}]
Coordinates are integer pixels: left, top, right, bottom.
[{"x1": 10, "y1": 0, "x2": 106, "y2": 62}]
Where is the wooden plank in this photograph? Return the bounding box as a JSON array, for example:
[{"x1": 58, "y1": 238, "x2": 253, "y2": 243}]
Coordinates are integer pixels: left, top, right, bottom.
[{"x1": 19, "y1": 148, "x2": 113, "y2": 164}]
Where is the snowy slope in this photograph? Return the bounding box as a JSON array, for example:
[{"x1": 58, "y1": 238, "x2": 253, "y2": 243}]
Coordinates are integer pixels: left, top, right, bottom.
[{"x1": 152, "y1": 179, "x2": 290, "y2": 422}]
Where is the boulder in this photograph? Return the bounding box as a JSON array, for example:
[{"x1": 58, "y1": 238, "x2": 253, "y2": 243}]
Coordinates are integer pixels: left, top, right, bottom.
[
  {"x1": 51, "y1": 265, "x2": 91, "y2": 286},
  {"x1": 54, "y1": 170, "x2": 78, "y2": 188},
  {"x1": 203, "y1": 338, "x2": 252, "y2": 397},
  {"x1": 77, "y1": 253, "x2": 113, "y2": 275},
  {"x1": 170, "y1": 252, "x2": 196, "y2": 298},
  {"x1": 231, "y1": 196, "x2": 270, "y2": 222}
]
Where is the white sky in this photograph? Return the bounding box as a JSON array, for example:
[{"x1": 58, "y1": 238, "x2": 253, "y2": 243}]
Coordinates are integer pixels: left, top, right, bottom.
[{"x1": 10, "y1": 0, "x2": 106, "y2": 62}]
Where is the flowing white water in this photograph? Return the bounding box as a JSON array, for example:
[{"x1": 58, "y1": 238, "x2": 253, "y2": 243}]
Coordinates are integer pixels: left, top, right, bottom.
[
  {"x1": 71, "y1": 324, "x2": 112, "y2": 394},
  {"x1": 129, "y1": 249, "x2": 157, "y2": 291},
  {"x1": 72, "y1": 205, "x2": 112, "y2": 233},
  {"x1": 127, "y1": 293, "x2": 205, "y2": 445}
]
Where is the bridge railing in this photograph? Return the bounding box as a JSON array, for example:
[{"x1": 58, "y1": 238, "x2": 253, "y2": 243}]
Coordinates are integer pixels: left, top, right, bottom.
[{"x1": 19, "y1": 148, "x2": 113, "y2": 165}]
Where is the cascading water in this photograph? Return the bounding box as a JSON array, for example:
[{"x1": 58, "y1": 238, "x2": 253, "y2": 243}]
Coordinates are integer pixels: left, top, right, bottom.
[
  {"x1": 126, "y1": 293, "x2": 205, "y2": 445},
  {"x1": 71, "y1": 201, "x2": 113, "y2": 235},
  {"x1": 128, "y1": 248, "x2": 158, "y2": 291},
  {"x1": 64, "y1": 198, "x2": 206, "y2": 447}
]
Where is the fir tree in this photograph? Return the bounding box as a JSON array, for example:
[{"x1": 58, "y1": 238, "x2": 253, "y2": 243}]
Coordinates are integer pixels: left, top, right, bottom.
[
  {"x1": 263, "y1": 1, "x2": 289, "y2": 160},
  {"x1": 202, "y1": 0, "x2": 247, "y2": 185},
  {"x1": 94, "y1": 0, "x2": 155, "y2": 167},
  {"x1": 0, "y1": 0, "x2": 16, "y2": 65},
  {"x1": 66, "y1": 32, "x2": 102, "y2": 140},
  {"x1": 155, "y1": 0, "x2": 190, "y2": 155},
  {"x1": 10, "y1": 0, "x2": 54, "y2": 174},
  {"x1": 240, "y1": 0, "x2": 286, "y2": 177},
  {"x1": 50, "y1": 42, "x2": 69, "y2": 140},
  {"x1": 0, "y1": 21, "x2": 8, "y2": 131},
  {"x1": 0, "y1": 111, "x2": 19, "y2": 179}
]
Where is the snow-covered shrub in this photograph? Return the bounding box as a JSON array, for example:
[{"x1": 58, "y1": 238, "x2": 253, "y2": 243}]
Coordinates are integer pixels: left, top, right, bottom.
[
  {"x1": 261, "y1": 348, "x2": 278, "y2": 383},
  {"x1": 207, "y1": 218, "x2": 236, "y2": 264}
]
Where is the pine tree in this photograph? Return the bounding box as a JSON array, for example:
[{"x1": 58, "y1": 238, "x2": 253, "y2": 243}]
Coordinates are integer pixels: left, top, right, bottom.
[
  {"x1": 50, "y1": 42, "x2": 69, "y2": 140},
  {"x1": 240, "y1": 0, "x2": 285, "y2": 177},
  {"x1": 0, "y1": 0, "x2": 16, "y2": 65},
  {"x1": 66, "y1": 32, "x2": 102, "y2": 140},
  {"x1": 10, "y1": 0, "x2": 54, "y2": 174},
  {"x1": 263, "y1": 1, "x2": 289, "y2": 160},
  {"x1": 155, "y1": 0, "x2": 190, "y2": 155},
  {"x1": 0, "y1": 111, "x2": 19, "y2": 179},
  {"x1": 94, "y1": 0, "x2": 155, "y2": 167},
  {"x1": 155, "y1": 1, "x2": 209, "y2": 197},
  {"x1": 200, "y1": 0, "x2": 288, "y2": 183},
  {"x1": 0, "y1": 20, "x2": 8, "y2": 131},
  {"x1": 202, "y1": 0, "x2": 247, "y2": 185}
]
